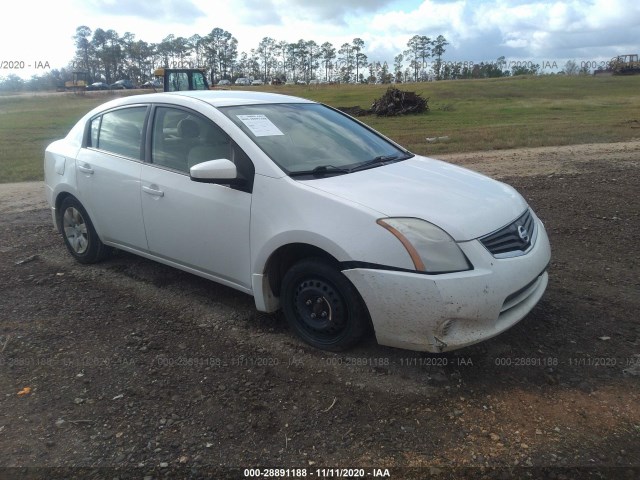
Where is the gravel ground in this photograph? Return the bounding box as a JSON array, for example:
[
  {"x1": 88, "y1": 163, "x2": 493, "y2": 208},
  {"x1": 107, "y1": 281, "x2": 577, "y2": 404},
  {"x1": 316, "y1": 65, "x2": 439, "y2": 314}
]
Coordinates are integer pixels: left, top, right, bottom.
[{"x1": 1, "y1": 141, "x2": 639, "y2": 479}]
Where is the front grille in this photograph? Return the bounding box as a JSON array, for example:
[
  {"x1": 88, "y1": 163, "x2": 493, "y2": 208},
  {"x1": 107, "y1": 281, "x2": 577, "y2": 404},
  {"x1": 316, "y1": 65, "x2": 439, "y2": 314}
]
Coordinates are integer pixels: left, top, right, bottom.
[{"x1": 480, "y1": 209, "x2": 536, "y2": 257}]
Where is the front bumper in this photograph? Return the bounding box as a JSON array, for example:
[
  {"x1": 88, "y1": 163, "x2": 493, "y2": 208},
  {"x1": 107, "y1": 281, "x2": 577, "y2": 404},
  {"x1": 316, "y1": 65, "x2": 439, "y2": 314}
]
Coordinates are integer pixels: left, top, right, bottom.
[{"x1": 343, "y1": 216, "x2": 551, "y2": 352}]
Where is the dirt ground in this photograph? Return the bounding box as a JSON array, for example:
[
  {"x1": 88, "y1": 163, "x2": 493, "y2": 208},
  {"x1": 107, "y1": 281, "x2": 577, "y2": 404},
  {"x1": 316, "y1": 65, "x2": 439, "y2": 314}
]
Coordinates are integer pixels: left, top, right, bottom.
[{"x1": 1, "y1": 141, "x2": 639, "y2": 479}]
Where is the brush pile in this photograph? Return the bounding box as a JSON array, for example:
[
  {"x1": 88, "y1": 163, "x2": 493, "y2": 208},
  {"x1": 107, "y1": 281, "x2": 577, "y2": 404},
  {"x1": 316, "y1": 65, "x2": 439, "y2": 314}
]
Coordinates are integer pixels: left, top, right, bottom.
[
  {"x1": 338, "y1": 87, "x2": 428, "y2": 117},
  {"x1": 371, "y1": 87, "x2": 429, "y2": 116}
]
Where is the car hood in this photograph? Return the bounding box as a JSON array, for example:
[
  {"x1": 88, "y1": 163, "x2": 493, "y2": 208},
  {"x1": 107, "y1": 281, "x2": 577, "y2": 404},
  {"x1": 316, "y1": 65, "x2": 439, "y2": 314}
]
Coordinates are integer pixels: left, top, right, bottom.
[{"x1": 299, "y1": 156, "x2": 528, "y2": 241}]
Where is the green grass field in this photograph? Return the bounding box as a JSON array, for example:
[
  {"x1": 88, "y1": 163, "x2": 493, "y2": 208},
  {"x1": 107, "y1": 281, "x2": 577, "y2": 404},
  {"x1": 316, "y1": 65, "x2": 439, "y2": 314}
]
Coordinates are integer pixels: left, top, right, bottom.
[{"x1": 1, "y1": 75, "x2": 639, "y2": 183}]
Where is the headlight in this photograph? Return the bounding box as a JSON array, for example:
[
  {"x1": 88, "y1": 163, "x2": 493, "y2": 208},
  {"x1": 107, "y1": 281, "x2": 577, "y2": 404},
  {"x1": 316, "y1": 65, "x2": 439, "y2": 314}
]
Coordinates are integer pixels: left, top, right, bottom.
[{"x1": 377, "y1": 218, "x2": 471, "y2": 273}]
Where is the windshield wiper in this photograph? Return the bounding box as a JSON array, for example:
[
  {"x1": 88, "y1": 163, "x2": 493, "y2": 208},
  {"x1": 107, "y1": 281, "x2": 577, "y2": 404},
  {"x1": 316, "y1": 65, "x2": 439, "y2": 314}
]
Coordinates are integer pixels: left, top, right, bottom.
[
  {"x1": 289, "y1": 165, "x2": 351, "y2": 177},
  {"x1": 349, "y1": 154, "x2": 407, "y2": 173},
  {"x1": 289, "y1": 154, "x2": 411, "y2": 177}
]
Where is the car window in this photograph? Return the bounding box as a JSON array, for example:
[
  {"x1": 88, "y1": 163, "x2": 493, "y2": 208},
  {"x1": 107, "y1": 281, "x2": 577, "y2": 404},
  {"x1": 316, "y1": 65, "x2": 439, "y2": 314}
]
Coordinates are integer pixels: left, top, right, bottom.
[
  {"x1": 193, "y1": 73, "x2": 207, "y2": 90},
  {"x1": 89, "y1": 107, "x2": 147, "y2": 159},
  {"x1": 166, "y1": 72, "x2": 204, "y2": 92},
  {"x1": 150, "y1": 106, "x2": 255, "y2": 190},
  {"x1": 220, "y1": 103, "x2": 406, "y2": 174},
  {"x1": 90, "y1": 116, "x2": 100, "y2": 148}
]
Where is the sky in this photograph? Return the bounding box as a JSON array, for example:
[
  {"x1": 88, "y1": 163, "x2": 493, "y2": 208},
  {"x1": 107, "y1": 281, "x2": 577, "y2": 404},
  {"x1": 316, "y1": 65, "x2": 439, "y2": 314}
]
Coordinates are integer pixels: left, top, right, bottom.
[{"x1": 2, "y1": 0, "x2": 639, "y2": 78}]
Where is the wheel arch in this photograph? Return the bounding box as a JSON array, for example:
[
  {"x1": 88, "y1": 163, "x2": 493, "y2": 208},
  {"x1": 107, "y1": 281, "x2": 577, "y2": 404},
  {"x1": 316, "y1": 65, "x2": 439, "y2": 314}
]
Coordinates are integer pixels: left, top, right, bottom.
[
  {"x1": 57, "y1": 194, "x2": 112, "y2": 263},
  {"x1": 264, "y1": 243, "x2": 341, "y2": 299},
  {"x1": 53, "y1": 190, "x2": 106, "y2": 241},
  {"x1": 53, "y1": 191, "x2": 76, "y2": 231}
]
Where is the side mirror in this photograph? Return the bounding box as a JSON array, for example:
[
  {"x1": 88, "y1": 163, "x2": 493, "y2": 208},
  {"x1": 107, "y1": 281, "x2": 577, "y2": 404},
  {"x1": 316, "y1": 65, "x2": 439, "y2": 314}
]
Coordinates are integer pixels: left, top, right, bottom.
[{"x1": 189, "y1": 159, "x2": 244, "y2": 185}]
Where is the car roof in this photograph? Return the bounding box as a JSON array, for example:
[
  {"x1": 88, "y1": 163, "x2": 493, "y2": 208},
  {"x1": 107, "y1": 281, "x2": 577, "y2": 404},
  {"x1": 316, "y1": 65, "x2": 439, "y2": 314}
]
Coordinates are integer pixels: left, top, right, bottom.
[
  {"x1": 113, "y1": 90, "x2": 316, "y2": 108},
  {"x1": 81, "y1": 91, "x2": 318, "y2": 121},
  {"x1": 175, "y1": 90, "x2": 315, "y2": 107}
]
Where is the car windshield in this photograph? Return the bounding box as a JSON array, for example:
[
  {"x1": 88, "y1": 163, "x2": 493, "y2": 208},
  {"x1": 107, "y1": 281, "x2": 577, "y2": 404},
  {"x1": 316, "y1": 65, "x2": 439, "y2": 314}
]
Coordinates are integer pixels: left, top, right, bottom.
[{"x1": 220, "y1": 103, "x2": 411, "y2": 175}]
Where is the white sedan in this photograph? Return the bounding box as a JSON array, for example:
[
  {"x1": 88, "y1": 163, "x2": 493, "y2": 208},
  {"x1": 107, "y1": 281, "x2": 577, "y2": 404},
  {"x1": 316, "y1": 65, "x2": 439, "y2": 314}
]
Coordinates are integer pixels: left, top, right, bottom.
[{"x1": 44, "y1": 91, "x2": 551, "y2": 352}]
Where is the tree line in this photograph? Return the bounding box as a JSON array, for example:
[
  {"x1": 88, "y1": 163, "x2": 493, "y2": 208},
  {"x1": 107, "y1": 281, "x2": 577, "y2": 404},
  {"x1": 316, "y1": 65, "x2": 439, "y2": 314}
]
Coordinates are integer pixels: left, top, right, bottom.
[
  {"x1": 0, "y1": 26, "x2": 593, "y2": 91},
  {"x1": 69, "y1": 26, "x2": 452, "y2": 85},
  {"x1": 0, "y1": 27, "x2": 451, "y2": 90}
]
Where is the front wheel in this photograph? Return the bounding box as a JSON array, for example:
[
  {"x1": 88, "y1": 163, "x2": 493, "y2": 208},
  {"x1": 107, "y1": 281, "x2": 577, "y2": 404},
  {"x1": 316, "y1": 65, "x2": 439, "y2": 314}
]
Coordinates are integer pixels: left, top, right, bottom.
[
  {"x1": 59, "y1": 196, "x2": 110, "y2": 264},
  {"x1": 281, "y1": 258, "x2": 368, "y2": 351}
]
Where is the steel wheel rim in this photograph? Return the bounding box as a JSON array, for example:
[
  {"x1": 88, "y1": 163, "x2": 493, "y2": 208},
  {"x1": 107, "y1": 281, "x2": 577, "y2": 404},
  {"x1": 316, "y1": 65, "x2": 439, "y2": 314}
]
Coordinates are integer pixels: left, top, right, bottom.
[
  {"x1": 293, "y1": 277, "x2": 347, "y2": 342},
  {"x1": 62, "y1": 207, "x2": 89, "y2": 254}
]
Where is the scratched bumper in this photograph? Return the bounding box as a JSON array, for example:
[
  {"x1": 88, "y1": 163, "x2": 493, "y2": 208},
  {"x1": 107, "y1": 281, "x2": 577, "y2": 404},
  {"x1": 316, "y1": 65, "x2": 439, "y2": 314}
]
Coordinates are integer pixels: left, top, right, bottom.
[{"x1": 342, "y1": 216, "x2": 551, "y2": 352}]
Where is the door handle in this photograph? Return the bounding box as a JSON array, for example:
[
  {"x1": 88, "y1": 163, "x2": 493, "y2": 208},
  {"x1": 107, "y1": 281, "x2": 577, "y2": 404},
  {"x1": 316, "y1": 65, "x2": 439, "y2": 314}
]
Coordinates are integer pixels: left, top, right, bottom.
[
  {"x1": 142, "y1": 185, "x2": 164, "y2": 197},
  {"x1": 77, "y1": 163, "x2": 94, "y2": 174}
]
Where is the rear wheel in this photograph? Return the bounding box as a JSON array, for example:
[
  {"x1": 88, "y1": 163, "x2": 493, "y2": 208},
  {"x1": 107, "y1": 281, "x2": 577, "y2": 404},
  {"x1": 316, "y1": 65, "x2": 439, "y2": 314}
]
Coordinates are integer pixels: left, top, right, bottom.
[
  {"x1": 281, "y1": 258, "x2": 368, "y2": 351},
  {"x1": 59, "y1": 197, "x2": 110, "y2": 264}
]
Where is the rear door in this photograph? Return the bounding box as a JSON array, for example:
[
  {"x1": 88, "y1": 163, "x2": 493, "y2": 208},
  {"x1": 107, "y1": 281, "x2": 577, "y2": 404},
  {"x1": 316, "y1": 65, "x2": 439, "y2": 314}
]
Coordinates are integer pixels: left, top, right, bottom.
[{"x1": 76, "y1": 105, "x2": 149, "y2": 250}]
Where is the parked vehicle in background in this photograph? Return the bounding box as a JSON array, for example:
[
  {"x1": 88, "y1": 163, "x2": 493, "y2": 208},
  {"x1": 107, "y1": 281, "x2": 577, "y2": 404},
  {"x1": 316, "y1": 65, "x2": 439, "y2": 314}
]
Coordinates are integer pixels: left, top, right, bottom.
[
  {"x1": 44, "y1": 90, "x2": 550, "y2": 353},
  {"x1": 235, "y1": 78, "x2": 250, "y2": 86},
  {"x1": 110, "y1": 79, "x2": 135, "y2": 90},
  {"x1": 251, "y1": 79, "x2": 264, "y2": 86},
  {"x1": 57, "y1": 71, "x2": 88, "y2": 92},
  {"x1": 217, "y1": 79, "x2": 232, "y2": 86},
  {"x1": 140, "y1": 79, "x2": 162, "y2": 89},
  {"x1": 86, "y1": 82, "x2": 110, "y2": 91},
  {"x1": 610, "y1": 54, "x2": 640, "y2": 75}
]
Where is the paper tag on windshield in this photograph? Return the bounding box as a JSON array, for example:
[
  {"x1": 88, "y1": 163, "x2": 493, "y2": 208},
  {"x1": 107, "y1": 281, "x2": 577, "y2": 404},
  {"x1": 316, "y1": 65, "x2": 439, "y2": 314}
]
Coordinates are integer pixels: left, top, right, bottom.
[{"x1": 237, "y1": 114, "x2": 284, "y2": 137}]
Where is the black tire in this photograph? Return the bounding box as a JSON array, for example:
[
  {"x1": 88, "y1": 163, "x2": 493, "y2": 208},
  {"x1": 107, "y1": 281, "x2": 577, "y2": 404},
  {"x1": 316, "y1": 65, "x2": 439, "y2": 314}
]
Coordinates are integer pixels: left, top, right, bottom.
[
  {"x1": 58, "y1": 196, "x2": 110, "y2": 264},
  {"x1": 281, "y1": 258, "x2": 368, "y2": 351}
]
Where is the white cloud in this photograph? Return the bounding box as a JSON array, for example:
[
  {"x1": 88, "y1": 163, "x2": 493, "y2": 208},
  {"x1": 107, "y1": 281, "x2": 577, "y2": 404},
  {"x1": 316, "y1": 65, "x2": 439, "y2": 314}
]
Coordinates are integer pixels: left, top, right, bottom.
[
  {"x1": 371, "y1": 1, "x2": 467, "y2": 35},
  {"x1": 278, "y1": 0, "x2": 394, "y2": 22},
  {"x1": 235, "y1": 0, "x2": 283, "y2": 25}
]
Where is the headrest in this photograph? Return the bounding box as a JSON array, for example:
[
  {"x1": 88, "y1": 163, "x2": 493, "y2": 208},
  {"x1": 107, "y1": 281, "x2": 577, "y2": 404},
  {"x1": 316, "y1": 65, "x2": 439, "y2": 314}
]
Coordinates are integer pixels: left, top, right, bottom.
[{"x1": 177, "y1": 118, "x2": 200, "y2": 139}]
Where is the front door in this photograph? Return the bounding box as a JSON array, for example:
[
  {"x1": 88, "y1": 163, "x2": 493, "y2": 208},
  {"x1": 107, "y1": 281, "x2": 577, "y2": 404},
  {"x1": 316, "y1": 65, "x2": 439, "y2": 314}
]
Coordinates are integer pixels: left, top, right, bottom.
[{"x1": 140, "y1": 106, "x2": 253, "y2": 289}]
